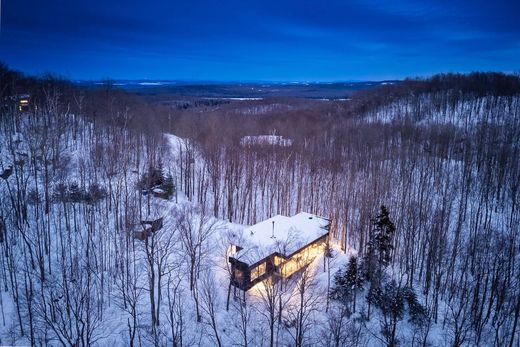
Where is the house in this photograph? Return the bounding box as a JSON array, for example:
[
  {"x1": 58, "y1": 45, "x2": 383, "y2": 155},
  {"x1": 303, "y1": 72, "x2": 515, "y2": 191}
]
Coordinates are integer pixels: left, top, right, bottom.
[
  {"x1": 152, "y1": 187, "x2": 168, "y2": 198},
  {"x1": 132, "y1": 217, "x2": 164, "y2": 241},
  {"x1": 228, "y1": 212, "x2": 331, "y2": 291},
  {"x1": 18, "y1": 94, "x2": 31, "y2": 112},
  {"x1": 240, "y1": 135, "x2": 293, "y2": 147},
  {"x1": 2, "y1": 94, "x2": 33, "y2": 112}
]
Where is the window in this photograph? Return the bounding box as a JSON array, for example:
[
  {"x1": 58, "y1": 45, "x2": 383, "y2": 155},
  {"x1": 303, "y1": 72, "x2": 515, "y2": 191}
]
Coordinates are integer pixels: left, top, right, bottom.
[
  {"x1": 281, "y1": 241, "x2": 326, "y2": 278},
  {"x1": 234, "y1": 269, "x2": 244, "y2": 282},
  {"x1": 250, "y1": 262, "x2": 266, "y2": 281}
]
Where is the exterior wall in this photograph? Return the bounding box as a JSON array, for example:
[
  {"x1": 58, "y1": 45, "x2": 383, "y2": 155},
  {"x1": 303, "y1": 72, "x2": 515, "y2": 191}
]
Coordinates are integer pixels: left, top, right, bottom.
[
  {"x1": 250, "y1": 261, "x2": 266, "y2": 281},
  {"x1": 280, "y1": 236, "x2": 327, "y2": 278},
  {"x1": 230, "y1": 255, "x2": 278, "y2": 290},
  {"x1": 18, "y1": 97, "x2": 30, "y2": 112},
  {"x1": 229, "y1": 233, "x2": 329, "y2": 290},
  {"x1": 229, "y1": 258, "x2": 251, "y2": 290}
]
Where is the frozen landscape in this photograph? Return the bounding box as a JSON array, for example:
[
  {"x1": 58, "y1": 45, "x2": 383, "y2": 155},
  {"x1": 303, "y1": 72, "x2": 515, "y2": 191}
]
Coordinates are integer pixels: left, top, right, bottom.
[
  {"x1": 0, "y1": 66, "x2": 519, "y2": 346},
  {"x1": 3, "y1": 0, "x2": 520, "y2": 344}
]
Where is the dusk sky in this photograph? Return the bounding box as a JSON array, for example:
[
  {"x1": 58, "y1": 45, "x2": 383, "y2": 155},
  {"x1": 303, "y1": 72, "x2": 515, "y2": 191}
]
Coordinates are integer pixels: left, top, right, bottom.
[{"x1": 0, "y1": 0, "x2": 519, "y2": 81}]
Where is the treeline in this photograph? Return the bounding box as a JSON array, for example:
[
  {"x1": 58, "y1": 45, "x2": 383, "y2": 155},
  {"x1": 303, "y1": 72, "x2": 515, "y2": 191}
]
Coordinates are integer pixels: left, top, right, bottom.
[
  {"x1": 0, "y1": 66, "x2": 171, "y2": 345},
  {"x1": 170, "y1": 72, "x2": 520, "y2": 346},
  {"x1": 350, "y1": 72, "x2": 520, "y2": 116},
  {"x1": 0, "y1": 63, "x2": 170, "y2": 135},
  {"x1": 1, "y1": 65, "x2": 519, "y2": 346}
]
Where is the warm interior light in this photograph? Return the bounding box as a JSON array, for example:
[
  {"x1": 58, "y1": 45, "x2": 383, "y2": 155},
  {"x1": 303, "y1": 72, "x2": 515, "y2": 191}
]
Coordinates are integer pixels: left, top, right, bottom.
[
  {"x1": 280, "y1": 240, "x2": 325, "y2": 278},
  {"x1": 250, "y1": 262, "x2": 266, "y2": 281}
]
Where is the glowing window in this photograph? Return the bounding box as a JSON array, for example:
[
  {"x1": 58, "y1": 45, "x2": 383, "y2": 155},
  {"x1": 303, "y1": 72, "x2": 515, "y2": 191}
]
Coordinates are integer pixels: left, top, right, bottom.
[{"x1": 250, "y1": 262, "x2": 266, "y2": 281}]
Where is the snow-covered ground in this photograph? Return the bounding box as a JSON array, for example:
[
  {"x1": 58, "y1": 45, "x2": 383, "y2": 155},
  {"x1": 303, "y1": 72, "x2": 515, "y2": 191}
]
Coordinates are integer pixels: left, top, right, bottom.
[
  {"x1": 1, "y1": 89, "x2": 519, "y2": 346},
  {"x1": 361, "y1": 94, "x2": 520, "y2": 130},
  {"x1": 240, "y1": 135, "x2": 293, "y2": 147}
]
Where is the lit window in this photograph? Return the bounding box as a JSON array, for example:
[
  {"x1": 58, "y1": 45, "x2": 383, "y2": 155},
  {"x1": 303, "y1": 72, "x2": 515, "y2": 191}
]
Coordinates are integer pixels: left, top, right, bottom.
[{"x1": 250, "y1": 262, "x2": 266, "y2": 281}]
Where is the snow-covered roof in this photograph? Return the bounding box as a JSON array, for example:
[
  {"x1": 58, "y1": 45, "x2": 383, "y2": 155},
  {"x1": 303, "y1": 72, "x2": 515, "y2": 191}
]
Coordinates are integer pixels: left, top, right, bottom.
[
  {"x1": 231, "y1": 212, "x2": 330, "y2": 265},
  {"x1": 240, "y1": 135, "x2": 293, "y2": 147}
]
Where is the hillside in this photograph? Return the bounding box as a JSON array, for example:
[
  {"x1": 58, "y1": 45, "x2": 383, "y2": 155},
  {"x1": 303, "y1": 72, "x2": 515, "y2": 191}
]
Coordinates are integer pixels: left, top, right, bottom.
[{"x1": 0, "y1": 68, "x2": 519, "y2": 346}]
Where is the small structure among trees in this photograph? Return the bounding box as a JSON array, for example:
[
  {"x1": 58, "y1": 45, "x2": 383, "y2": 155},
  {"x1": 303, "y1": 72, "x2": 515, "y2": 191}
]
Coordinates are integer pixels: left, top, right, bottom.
[
  {"x1": 240, "y1": 134, "x2": 293, "y2": 147},
  {"x1": 138, "y1": 163, "x2": 175, "y2": 200},
  {"x1": 132, "y1": 217, "x2": 164, "y2": 241},
  {"x1": 228, "y1": 212, "x2": 331, "y2": 291},
  {"x1": 17, "y1": 94, "x2": 31, "y2": 112}
]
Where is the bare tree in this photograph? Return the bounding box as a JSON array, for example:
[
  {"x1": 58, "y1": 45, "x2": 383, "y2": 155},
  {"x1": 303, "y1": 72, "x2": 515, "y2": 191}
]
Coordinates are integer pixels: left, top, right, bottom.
[
  {"x1": 284, "y1": 267, "x2": 322, "y2": 347},
  {"x1": 231, "y1": 292, "x2": 254, "y2": 347},
  {"x1": 175, "y1": 204, "x2": 220, "y2": 321},
  {"x1": 142, "y1": 216, "x2": 179, "y2": 343},
  {"x1": 200, "y1": 271, "x2": 223, "y2": 347},
  {"x1": 165, "y1": 273, "x2": 188, "y2": 347},
  {"x1": 254, "y1": 277, "x2": 286, "y2": 347}
]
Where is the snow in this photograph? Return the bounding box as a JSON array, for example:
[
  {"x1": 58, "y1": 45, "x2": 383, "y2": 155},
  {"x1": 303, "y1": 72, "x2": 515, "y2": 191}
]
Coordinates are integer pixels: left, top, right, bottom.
[
  {"x1": 240, "y1": 135, "x2": 293, "y2": 147},
  {"x1": 317, "y1": 98, "x2": 350, "y2": 101},
  {"x1": 360, "y1": 94, "x2": 520, "y2": 129},
  {"x1": 2, "y1": 92, "x2": 518, "y2": 346},
  {"x1": 164, "y1": 133, "x2": 184, "y2": 152},
  {"x1": 202, "y1": 97, "x2": 264, "y2": 101},
  {"x1": 231, "y1": 212, "x2": 330, "y2": 264},
  {"x1": 138, "y1": 82, "x2": 164, "y2": 86}
]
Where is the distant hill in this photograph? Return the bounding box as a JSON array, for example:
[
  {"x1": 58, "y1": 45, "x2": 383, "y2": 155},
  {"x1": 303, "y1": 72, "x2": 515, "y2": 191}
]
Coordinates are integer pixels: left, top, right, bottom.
[{"x1": 74, "y1": 80, "x2": 399, "y2": 100}]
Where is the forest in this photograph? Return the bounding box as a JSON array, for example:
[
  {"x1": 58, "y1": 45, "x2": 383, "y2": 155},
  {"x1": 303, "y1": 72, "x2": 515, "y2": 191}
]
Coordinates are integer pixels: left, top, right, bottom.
[{"x1": 0, "y1": 64, "x2": 519, "y2": 346}]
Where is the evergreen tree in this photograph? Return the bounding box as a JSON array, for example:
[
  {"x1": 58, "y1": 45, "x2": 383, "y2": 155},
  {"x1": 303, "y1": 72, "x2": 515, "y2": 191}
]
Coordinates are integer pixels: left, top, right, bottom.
[
  {"x1": 149, "y1": 161, "x2": 165, "y2": 187},
  {"x1": 330, "y1": 265, "x2": 348, "y2": 305},
  {"x1": 53, "y1": 183, "x2": 68, "y2": 202},
  {"x1": 368, "y1": 280, "x2": 405, "y2": 347},
  {"x1": 86, "y1": 183, "x2": 107, "y2": 204},
  {"x1": 162, "y1": 172, "x2": 175, "y2": 199},
  {"x1": 364, "y1": 205, "x2": 396, "y2": 284},
  {"x1": 330, "y1": 256, "x2": 364, "y2": 313},
  {"x1": 348, "y1": 256, "x2": 364, "y2": 312},
  {"x1": 402, "y1": 287, "x2": 427, "y2": 326},
  {"x1": 368, "y1": 281, "x2": 428, "y2": 345},
  {"x1": 138, "y1": 162, "x2": 165, "y2": 190},
  {"x1": 372, "y1": 205, "x2": 396, "y2": 267},
  {"x1": 68, "y1": 182, "x2": 85, "y2": 202}
]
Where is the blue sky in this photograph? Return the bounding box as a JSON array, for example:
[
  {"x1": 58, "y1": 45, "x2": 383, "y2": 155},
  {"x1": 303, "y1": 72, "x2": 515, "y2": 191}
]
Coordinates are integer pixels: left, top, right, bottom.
[{"x1": 0, "y1": 0, "x2": 519, "y2": 81}]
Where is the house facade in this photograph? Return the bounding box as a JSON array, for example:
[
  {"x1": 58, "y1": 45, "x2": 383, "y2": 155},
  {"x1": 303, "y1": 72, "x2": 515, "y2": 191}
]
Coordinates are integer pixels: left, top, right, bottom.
[
  {"x1": 18, "y1": 94, "x2": 31, "y2": 112},
  {"x1": 228, "y1": 212, "x2": 331, "y2": 291}
]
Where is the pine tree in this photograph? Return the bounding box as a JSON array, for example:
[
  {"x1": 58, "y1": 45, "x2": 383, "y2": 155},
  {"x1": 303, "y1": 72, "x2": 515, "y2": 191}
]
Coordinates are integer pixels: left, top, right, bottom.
[
  {"x1": 68, "y1": 182, "x2": 85, "y2": 202},
  {"x1": 139, "y1": 162, "x2": 165, "y2": 190},
  {"x1": 149, "y1": 161, "x2": 165, "y2": 187},
  {"x1": 330, "y1": 256, "x2": 364, "y2": 313},
  {"x1": 364, "y1": 205, "x2": 396, "y2": 284},
  {"x1": 162, "y1": 173, "x2": 175, "y2": 199},
  {"x1": 368, "y1": 280, "x2": 405, "y2": 347},
  {"x1": 86, "y1": 183, "x2": 107, "y2": 204},
  {"x1": 330, "y1": 265, "x2": 348, "y2": 304},
  {"x1": 368, "y1": 281, "x2": 427, "y2": 345},
  {"x1": 403, "y1": 287, "x2": 427, "y2": 325},
  {"x1": 372, "y1": 205, "x2": 396, "y2": 267},
  {"x1": 344, "y1": 256, "x2": 364, "y2": 312}
]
